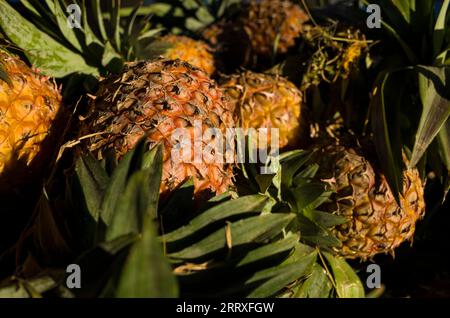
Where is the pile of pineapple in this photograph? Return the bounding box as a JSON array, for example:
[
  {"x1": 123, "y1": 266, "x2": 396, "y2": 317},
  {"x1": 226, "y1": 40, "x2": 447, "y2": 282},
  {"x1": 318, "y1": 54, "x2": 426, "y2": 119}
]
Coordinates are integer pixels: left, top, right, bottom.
[{"x1": 0, "y1": 0, "x2": 448, "y2": 298}]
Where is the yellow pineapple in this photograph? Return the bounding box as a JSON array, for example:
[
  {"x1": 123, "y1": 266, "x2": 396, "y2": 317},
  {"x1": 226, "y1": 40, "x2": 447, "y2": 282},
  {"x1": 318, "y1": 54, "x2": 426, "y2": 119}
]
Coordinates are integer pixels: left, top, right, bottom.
[
  {"x1": 241, "y1": 0, "x2": 309, "y2": 57},
  {"x1": 0, "y1": 51, "x2": 62, "y2": 191},
  {"x1": 153, "y1": 35, "x2": 215, "y2": 76},
  {"x1": 315, "y1": 139, "x2": 425, "y2": 260},
  {"x1": 221, "y1": 71, "x2": 303, "y2": 150}
]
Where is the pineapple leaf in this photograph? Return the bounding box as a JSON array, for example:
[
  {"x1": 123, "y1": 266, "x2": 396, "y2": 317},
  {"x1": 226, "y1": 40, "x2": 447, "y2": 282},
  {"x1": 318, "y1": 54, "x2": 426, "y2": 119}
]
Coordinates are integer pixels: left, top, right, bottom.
[
  {"x1": 323, "y1": 252, "x2": 365, "y2": 298},
  {"x1": 292, "y1": 164, "x2": 319, "y2": 187},
  {"x1": 101, "y1": 41, "x2": 123, "y2": 73},
  {"x1": 235, "y1": 234, "x2": 299, "y2": 268},
  {"x1": 437, "y1": 120, "x2": 450, "y2": 172},
  {"x1": 105, "y1": 171, "x2": 150, "y2": 240},
  {"x1": 246, "y1": 252, "x2": 317, "y2": 298},
  {"x1": 279, "y1": 150, "x2": 312, "y2": 188},
  {"x1": 370, "y1": 71, "x2": 405, "y2": 203},
  {"x1": 91, "y1": 0, "x2": 108, "y2": 42},
  {"x1": 100, "y1": 139, "x2": 147, "y2": 226},
  {"x1": 115, "y1": 215, "x2": 179, "y2": 298},
  {"x1": 168, "y1": 213, "x2": 296, "y2": 260},
  {"x1": 295, "y1": 263, "x2": 332, "y2": 298},
  {"x1": 433, "y1": 0, "x2": 450, "y2": 57},
  {"x1": 411, "y1": 66, "x2": 450, "y2": 168},
  {"x1": 0, "y1": 1, "x2": 98, "y2": 77},
  {"x1": 70, "y1": 233, "x2": 137, "y2": 298},
  {"x1": 105, "y1": 144, "x2": 162, "y2": 241},
  {"x1": 52, "y1": 0, "x2": 83, "y2": 52},
  {"x1": 161, "y1": 194, "x2": 269, "y2": 242},
  {"x1": 110, "y1": 0, "x2": 122, "y2": 52},
  {"x1": 75, "y1": 153, "x2": 110, "y2": 221},
  {"x1": 304, "y1": 210, "x2": 347, "y2": 228},
  {"x1": 21, "y1": 0, "x2": 44, "y2": 17},
  {"x1": 291, "y1": 183, "x2": 330, "y2": 213},
  {"x1": 81, "y1": 0, "x2": 103, "y2": 48},
  {"x1": 297, "y1": 214, "x2": 342, "y2": 248}
]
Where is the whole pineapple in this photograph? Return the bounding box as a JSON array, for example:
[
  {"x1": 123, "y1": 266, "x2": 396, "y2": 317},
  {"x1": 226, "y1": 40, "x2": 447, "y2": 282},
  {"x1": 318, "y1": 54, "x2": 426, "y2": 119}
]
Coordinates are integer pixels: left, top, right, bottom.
[
  {"x1": 80, "y1": 58, "x2": 235, "y2": 198},
  {"x1": 221, "y1": 71, "x2": 303, "y2": 149},
  {"x1": 153, "y1": 35, "x2": 216, "y2": 76},
  {"x1": 315, "y1": 139, "x2": 425, "y2": 260},
  {"x1": 241, "y1": 0, "x2": 309, "y2": 57},
  {"x1": 0, "y1": 51, "x2": 62, "y2": 191}
]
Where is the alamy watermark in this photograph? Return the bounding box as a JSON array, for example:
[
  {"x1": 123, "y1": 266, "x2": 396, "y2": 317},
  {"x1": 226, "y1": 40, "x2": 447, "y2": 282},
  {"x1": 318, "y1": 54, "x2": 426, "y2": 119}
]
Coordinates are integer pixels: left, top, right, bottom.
[
  {"x1": 366, "y1": 4, "x2": 382, "y2": 29},
  {"x1": 171, "y1": 121, "x2": 280, "y2": 174},
  {"x1": 67, "y1": 4, "x2": 81, "y2": 29}
]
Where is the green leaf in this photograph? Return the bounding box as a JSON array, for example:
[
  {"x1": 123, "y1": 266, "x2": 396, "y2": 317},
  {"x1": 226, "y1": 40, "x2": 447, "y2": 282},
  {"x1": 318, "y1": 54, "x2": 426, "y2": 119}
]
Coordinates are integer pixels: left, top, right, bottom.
[
  {"x1": 370, "y1": 71, "x2": 405, "y2": 202},
  {"x1": 115, "y1": 216, "x2": 178, "y2": 297},
  {"x1": 292, "y1": 164, "x2": 319, "y2": 187},
  {"x1": 162, "y1": 195, "x2": 269, "y2": 242},
  {"x1": 295, "y1": 264, "x2": 332, "y2": 298},
  {"x1": 81, "y1": 0, "x2": 103, "y2": 48},
  {"x1": 91, "y1": 0, "x2": 108, "y2": 42},
  {"x1": 75, "y1": 153, "x2": 110, "y2": 221},
  {"x1": 389, "y1": 0, "x2": 411, "y2": 23},
  {"x1": 72, "y1": 233, "x2": 137, "y2": 298},
  {"x1": 297, "y1": 214, "x2": 342, "y2": 248},
  {"x1": 433, "y1": 0, "x2": 450, "y2": 56},
  {"x1": 291, "y1": 183, "x2": 329, "y2": 213},
  {"x1": 304, "y1": 210, "x2": 347, "y2": 228},
  {"x1": 437, "y1": 120, "x2": 450, "y2": 171},
  {"x1": 111, "y1": 0, "x2": 122, "y2": 50},
  {"x1": 21, "y1": 0, "x2": 44, "y2": 17},
  {"x1": 169, "y1": 213, "x2": 296, "y2": 260},
  {"x1": 106, "y1": 144, "x2": 162, "y2": 240},
  {"x1": 323, "y1": 252, "x2": 365, "y2": 298},
  {"x1": 100, "y1": 139, "x2": 146, "y2": 225},
  {"x1": 52, "y1": 0, "x2": 83, "y2": 52},
  {"x1": 411, "y1": 66, "x2": 450, "y2": 167},
  {"x1": 236, "y1": 234, "x2": 299, "y2": 267},
  {"x1": 101, "y1": 41, "x2": 123, "y2": 73},
  {"x1": 246, "y1": 252, "x2": 317, "y2": 298},
  {"x1": 280, "y1": 150, "x2": 312, "y2": 188},
  {"x1": 0, "y1": 1, "x2": 98, "y2": 77}
]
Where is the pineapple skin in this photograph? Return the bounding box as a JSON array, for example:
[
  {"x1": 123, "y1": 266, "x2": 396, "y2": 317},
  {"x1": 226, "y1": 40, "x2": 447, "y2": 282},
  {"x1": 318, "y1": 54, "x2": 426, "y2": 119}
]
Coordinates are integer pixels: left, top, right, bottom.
[
  {"x1": 157, "y1": 35, "x2": 215, "y2": 76},
  {"x1": 316, "y1": 141, "x2": 426, "y2": 260},
  {"x1": 0, "y1": 52, "x2": 62, "y2": 190},
  {"x1": 80, "y1": 59, "x2": 235, "y2": 198},
  {"x1": 241, "y1": 0, "x2": 309, "y2": 57},
  {"x1": 221, "y1": 71, "x2": 303, "y2": 150}
]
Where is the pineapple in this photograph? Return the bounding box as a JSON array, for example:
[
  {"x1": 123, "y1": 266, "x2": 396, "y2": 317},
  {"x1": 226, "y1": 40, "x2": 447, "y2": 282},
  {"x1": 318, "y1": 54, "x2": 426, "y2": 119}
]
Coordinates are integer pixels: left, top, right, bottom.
[
  {"x1": 0, "y1": 51, "x2": 62, "y2": 191},
  {"x1": 315, "y1": 139, "x2": 425, "y2": 260},
  {"x1": 241, "y1": 0, "x2": 309, "y2": 57},
  {"x1": 201, "y1": 0, "x2": 308, "y2": 71},
  {"x1": 221, "y1": 71, "x2": 303, "y2": 149},
  {"x1": 153, "y1": 35, "x2": 216, "y2": 76},
  {"x1": 79, "y1": 58, "x2": 235, "y2": 199}
]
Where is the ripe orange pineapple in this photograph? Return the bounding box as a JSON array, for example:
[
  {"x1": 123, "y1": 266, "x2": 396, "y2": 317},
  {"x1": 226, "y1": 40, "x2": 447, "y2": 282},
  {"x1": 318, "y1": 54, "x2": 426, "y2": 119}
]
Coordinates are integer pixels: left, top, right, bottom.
[
  {"x1": 80, "y1": 59, "x2": 235, "y2": 198},
  {"x1": 0, "y1": 51, "x2": 62, "y2": 191}
]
